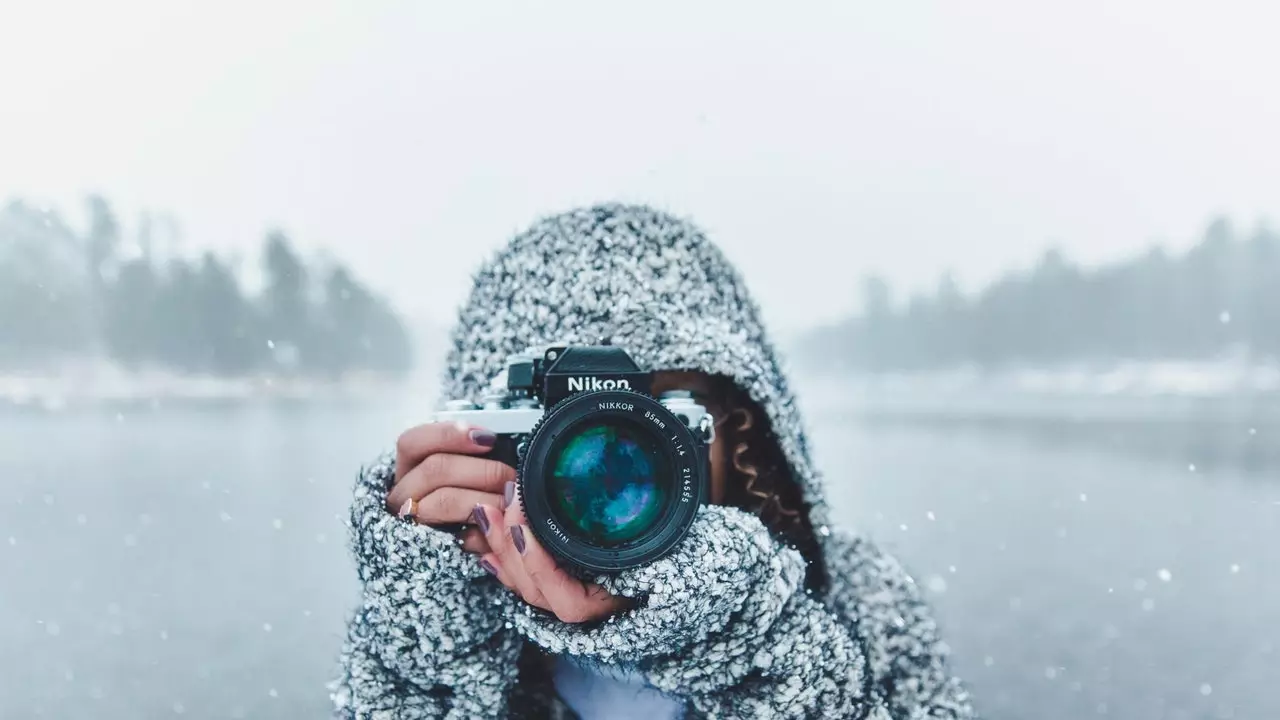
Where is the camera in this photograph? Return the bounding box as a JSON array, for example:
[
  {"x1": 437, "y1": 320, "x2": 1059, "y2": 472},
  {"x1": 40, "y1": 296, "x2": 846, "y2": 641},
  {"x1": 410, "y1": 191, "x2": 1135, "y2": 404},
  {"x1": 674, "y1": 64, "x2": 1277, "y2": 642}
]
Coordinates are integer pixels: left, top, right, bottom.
[{"x1": 433, "y1": 344, "x2": 714, "y2": 575}]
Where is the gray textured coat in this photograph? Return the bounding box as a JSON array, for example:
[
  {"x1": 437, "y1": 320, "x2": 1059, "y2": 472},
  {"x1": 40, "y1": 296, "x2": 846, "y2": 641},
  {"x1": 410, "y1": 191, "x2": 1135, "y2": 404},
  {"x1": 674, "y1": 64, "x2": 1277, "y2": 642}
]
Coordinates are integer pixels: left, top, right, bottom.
[{"x1": 331, "y1": 205, "x2": 975, "y2": 719}]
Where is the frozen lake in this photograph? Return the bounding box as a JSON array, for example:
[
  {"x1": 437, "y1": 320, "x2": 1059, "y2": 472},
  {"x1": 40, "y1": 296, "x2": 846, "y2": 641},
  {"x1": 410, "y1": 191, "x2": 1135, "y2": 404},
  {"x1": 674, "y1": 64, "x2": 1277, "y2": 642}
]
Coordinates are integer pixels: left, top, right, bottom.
[{"x1": 1, "y1": 383, "x2": 1276, "y2": 719}]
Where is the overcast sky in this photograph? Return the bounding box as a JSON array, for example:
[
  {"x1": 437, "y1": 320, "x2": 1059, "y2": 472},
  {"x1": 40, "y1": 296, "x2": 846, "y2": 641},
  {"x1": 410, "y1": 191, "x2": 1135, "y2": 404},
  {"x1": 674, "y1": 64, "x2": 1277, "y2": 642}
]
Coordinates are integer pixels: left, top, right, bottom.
[{"x1": 2, "y1": 1, "x2": 1277, "y2": 334}]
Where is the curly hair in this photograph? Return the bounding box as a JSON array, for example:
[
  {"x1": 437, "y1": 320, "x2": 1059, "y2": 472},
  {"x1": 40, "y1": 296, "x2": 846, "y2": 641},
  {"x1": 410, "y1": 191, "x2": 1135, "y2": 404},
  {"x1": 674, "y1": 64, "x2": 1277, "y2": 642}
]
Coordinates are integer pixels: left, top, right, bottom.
[{"x1": 709, "y1": 376, "x2": 828, "y2": 594}]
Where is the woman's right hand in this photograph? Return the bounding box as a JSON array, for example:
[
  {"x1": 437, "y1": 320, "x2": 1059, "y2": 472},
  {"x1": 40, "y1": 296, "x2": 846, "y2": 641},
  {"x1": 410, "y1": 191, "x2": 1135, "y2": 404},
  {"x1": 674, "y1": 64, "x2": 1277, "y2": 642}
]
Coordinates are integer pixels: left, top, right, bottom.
[{"x1": 385, "y1": 421, "x2": 515, "y2": 556}]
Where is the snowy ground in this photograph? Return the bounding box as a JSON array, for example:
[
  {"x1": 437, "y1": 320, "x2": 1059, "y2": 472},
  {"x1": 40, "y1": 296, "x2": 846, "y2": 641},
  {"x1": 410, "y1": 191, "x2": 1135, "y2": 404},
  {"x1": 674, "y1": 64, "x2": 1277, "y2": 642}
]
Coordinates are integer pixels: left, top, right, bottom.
[
  {"x1": 793, "y1": 358, "x2": 1280, "y2": 421},
  {"x1": 0, "y1": 359, "x2": 439, "y2": 411},
  {"x1": 5, "y1": 357, "x2": 1279, "y2": 409}
]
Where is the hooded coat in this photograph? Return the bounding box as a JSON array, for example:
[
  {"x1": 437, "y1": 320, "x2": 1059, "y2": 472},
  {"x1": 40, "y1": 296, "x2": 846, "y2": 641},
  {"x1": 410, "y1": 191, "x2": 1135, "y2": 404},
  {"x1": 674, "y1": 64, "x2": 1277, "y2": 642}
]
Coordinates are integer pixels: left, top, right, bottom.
[{"x1": 331, "y1": 204, "x2": 975, "y2": 719}]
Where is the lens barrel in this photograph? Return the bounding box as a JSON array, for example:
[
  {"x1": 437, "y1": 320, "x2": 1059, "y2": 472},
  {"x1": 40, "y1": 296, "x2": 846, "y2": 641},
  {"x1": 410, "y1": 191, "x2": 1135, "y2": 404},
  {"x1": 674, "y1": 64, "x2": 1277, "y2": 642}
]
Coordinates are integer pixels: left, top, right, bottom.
[{"x1": 517, "y1": 389, "x2": 707, "y2": 575}]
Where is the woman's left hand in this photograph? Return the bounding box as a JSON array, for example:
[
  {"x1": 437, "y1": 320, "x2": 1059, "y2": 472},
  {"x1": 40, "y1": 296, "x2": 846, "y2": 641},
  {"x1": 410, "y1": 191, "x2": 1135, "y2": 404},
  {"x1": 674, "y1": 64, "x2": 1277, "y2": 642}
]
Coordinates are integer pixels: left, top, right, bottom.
[{"x1": 471, "y1": 483, "x2": 631, "y2": 624}]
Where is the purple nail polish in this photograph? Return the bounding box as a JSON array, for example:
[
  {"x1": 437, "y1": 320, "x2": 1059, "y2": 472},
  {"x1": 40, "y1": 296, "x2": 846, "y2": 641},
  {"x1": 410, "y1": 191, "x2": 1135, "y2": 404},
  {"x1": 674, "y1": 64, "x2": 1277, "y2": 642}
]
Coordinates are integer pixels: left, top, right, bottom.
[
  {"x1": 470, "y1": 428, "x2": 497, "y2": 448},
  {"x1": 479, "y1": 558, "x2": 499, "y2": 577},
  {"x1": 472, "y1": 505, "x2": 491, "y2": 535},
  {"x1": 511, "y1": 525, "x2": 527, "y2": 555},
  {"x1": 501, "y1": 481, "x2": 516, "y2": 512}
]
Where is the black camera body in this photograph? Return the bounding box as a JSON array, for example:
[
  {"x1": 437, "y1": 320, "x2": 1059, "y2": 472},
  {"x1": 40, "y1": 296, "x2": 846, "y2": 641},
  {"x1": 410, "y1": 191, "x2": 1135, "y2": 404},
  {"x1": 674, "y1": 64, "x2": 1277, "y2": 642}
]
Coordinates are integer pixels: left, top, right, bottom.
[{"x1": 433, "y1": 345, "x2": 714, "y2": 575}]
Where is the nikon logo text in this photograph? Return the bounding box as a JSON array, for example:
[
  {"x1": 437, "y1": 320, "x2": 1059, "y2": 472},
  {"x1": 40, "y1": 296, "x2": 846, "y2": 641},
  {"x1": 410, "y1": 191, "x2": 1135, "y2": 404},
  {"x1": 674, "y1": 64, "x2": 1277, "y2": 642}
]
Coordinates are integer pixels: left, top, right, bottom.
[{"x1": 567, "y1": 376, "x2": 631, "y2": 392}]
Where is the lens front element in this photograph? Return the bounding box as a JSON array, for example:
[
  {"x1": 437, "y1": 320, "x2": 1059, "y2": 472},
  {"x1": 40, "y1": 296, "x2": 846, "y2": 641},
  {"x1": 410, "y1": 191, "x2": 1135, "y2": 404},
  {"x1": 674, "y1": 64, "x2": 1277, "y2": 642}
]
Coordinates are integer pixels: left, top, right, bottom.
[
  {"x1": 518, "y1": 389, "x2": 708, "y2": 574},
  {"x1": 547, "y1": 422, "x2": 669, "y2": 546}
]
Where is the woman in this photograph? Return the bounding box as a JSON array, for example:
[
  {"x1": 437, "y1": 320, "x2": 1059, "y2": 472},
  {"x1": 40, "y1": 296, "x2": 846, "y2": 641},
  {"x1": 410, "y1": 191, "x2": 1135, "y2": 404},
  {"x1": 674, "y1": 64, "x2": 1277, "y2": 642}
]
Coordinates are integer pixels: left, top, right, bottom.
[{"x1": 331, "y1": 204, "x2": 975, "y2": 719}]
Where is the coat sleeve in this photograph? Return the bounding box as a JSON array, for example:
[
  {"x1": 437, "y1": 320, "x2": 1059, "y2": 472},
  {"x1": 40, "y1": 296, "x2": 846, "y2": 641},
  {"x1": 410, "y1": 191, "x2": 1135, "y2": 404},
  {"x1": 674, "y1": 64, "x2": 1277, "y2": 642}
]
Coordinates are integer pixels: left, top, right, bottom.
[
  {"x1": 504, "y1": 506, "x2": 867, "y2": 718},
  {"x1": 508, "y1": 507, "x2": 976, "y2": 719},
  {"x1": 820, "y1": 531, "x2": 975, "y2": 719},
  {"x1": 329, "y1": 454, "x2": 523, "y2": 719}
]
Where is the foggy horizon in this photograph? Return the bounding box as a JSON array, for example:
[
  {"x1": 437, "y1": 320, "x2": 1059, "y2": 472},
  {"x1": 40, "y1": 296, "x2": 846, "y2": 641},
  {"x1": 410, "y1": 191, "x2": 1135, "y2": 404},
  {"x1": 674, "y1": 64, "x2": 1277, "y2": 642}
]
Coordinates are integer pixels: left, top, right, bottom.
[{"x1": 4, "y1": 1, "x2": 1278, "y2": 334}]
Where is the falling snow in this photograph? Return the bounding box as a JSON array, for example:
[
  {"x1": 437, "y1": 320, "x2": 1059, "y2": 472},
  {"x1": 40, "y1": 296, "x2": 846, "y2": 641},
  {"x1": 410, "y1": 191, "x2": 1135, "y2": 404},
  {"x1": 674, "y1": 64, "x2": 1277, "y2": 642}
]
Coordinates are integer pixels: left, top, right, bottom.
[
  {"x1": 173, "y1": 702, "x2": 185, "y2": 714},
  {"x1": 263, "y1": 623, "x2": 273, "y2": 632},
  {"x1": 220, "y1": 512, "x2": 232, "y2": 522},
  {"x1": 76, "y1": 514, "x2": 87, "y2": 525},
  {"x1": 1231, "y1": 564, "x2": 1241, "y2": 574},
  {"x1": 272, "y1": 519, "x2": 283, "y2": 530},
  {"x1": 1188, "y1": 463, "x2": 1197, "y2": 472},
  {"x1": 927, "y1": 576, "x2": 948, "y2": 594},
  {"x1": 268, "y1": 688, "x2": 278, "y2": 698},
  {"x1": 926, "y1": 511, "x2": 936, "y2": 521},
  {"x1": 1219, "y1": 311, "x2": 1231, "y2": 324},
  {"x1": 46, "y1": 622, "x2": 61, "y2": 637},
  {"x1": 1134, "y1": 578, "x2": 1148, "y2": 591},
  {"x1": 1200, "y1": 683, "x2": 1213, "y2": 696},
  {"x1": 1158, "y1": 569, "x2": 1172, "y2": 582},
  {"x1": 1142, "y1": 598, "x2": 1156, "y2": 611},
  {"x1": 1079, "y1": 493, "x2": 1088, "y2": 502}
]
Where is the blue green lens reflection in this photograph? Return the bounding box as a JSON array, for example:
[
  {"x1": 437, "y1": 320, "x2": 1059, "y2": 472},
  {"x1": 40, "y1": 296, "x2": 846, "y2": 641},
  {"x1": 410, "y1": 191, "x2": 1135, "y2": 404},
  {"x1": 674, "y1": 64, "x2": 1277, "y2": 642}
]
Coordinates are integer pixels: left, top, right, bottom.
[{"x1": 547, "y1": 424, "x2": 665, "y2": 546}]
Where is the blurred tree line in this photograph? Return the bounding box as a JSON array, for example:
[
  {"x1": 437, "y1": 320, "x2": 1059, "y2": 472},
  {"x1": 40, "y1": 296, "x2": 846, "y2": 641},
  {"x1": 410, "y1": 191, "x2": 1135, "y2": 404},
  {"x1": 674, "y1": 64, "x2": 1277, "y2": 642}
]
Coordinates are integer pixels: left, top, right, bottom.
[
  {"x1": 0, "y1": 196, "x2": 412, "y2": 377},
  {"x1": 805, "y1": 218, "x2": 1280, "y2": 372}
]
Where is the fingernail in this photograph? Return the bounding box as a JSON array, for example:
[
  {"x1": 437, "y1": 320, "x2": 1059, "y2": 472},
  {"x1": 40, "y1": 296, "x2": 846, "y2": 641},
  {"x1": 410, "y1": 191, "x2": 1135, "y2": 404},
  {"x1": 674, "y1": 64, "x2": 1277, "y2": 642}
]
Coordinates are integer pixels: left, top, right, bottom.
[
  {"x1": 479, "y1": 558, "x2": 499, "y2": 577},
  {"x1": 472, "y1": 505, "x2": 491, "y2": 535},
  {"x1": 501, "y1": 481, "x2": 516, "y2": 512},
  {"x1": 470, "y1": 428, "x2": 497, "y2": 448},
  {"x1": 511, "y1": 525, "x2": 527, "y2": 555}
]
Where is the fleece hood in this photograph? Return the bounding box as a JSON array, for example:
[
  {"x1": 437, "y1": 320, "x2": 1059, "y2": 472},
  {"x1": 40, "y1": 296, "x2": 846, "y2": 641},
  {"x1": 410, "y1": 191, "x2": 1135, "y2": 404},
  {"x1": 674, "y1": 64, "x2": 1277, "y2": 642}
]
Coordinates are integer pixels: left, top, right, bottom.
[{"x1": 439, "y1": 203, "x2": 831, "y2": 533}]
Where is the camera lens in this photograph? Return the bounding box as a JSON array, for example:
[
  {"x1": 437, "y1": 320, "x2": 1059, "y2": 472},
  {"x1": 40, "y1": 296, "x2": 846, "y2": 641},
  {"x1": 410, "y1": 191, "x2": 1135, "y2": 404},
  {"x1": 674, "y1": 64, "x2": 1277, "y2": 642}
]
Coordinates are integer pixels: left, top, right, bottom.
[
  {"x1": 545, "y1": 422, "x2": 670, "y2": 546},
  {"x1": 518, "y1": 389, "x2": 708, "y2": 575}
]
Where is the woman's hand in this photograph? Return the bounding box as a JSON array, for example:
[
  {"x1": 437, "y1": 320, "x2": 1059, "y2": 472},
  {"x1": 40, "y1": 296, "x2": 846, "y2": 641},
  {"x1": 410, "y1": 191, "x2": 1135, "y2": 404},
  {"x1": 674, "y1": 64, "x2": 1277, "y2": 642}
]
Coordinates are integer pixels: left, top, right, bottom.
[
  {"x1": 473, "y1": 490, "x2": 631, "y2": 624},
  {"x1": 386, "y1": 421, "x2": 515, "y2": 555}
]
